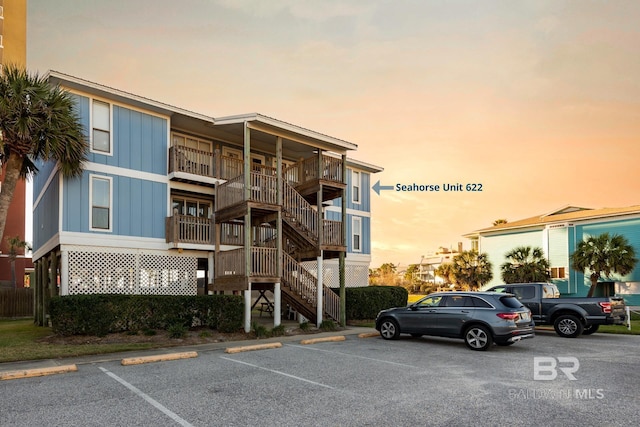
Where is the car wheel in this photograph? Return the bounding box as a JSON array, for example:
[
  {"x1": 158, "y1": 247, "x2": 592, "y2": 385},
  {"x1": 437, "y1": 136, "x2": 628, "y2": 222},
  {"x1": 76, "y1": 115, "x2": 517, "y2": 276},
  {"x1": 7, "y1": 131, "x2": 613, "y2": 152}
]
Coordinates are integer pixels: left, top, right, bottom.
[
  {"x1": 410, "y1": 333, "x2": 423, "y2": 338},
  {"x1": 379, "y1": 319, "x2": 400, "y2": 340},
  {"x1": 582, "y1": 324, "x2": 600, "y2": 335},
  {"x1": 554, "y1": 314, "x2": 584, "y2": 338},
  {"x1": 464, "y1": 325, "x2": 493, "y2": 351}
]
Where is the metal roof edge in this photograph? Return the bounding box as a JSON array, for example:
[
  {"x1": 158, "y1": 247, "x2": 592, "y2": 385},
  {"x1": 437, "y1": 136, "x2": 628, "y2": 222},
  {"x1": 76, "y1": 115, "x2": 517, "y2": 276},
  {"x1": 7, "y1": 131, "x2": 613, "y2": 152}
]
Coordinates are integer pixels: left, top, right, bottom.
[
  {"x1": 46, "y1": 70, "x2": 215, "y2": 124},
  {"x1": 214, "y1": 112, "x2": 358, "y2": 151}
]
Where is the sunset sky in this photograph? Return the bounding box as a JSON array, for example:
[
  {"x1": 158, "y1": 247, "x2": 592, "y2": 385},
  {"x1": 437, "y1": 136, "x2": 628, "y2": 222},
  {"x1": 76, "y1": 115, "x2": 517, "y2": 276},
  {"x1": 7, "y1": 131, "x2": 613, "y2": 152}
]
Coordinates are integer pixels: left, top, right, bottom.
[{"x1": 26, "y1": 0, "x2": 640, "y2": 268}]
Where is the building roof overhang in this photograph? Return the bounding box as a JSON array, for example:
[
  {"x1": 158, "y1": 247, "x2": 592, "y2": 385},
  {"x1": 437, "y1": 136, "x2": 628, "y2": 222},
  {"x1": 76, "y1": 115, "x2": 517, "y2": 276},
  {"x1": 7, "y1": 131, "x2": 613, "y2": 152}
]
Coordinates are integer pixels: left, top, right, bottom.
[{"x1": 464, "y1": 205, "x2": 640, "y2": 238}]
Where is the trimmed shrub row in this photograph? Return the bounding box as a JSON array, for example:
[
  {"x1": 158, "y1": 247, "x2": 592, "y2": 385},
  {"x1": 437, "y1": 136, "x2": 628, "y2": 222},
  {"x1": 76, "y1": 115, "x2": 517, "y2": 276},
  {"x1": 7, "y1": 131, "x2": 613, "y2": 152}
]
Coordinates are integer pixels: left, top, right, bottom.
[
  {"x1": 333, "y1": 286, "x2": 408, "y2": 320},
  {"x1": 49, "y1": 294, "x2": 243, "y2": 336}
]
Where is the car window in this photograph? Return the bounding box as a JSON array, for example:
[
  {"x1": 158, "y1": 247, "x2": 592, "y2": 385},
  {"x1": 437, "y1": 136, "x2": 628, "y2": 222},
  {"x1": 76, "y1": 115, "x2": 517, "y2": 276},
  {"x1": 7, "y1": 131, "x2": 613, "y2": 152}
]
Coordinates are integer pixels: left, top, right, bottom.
[
  {"x1": 512, "y1": 286, "x2": 535, "y2": 300},
  {"x1": 416, "y1": 296, "x2": 443, "y2": 307},
  {"x1": 469, "y1": 296, "x2": 492, "y2": 308},
  {"x1": 499, "y1": 296, "x2": 524, "y2": 308},
  {"x1": 443, "y1": 296, "x2": 469, "y2": 307},
  {"x1": 491, "y1": 286, "x2": 508, "y2": 293}
]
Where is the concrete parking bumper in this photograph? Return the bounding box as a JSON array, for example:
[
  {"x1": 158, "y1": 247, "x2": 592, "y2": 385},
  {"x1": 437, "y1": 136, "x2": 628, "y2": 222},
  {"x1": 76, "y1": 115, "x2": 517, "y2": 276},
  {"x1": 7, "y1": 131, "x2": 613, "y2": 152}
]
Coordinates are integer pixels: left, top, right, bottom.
[{"x1": 0, "y1": 365, "x2": 78, "y2": 381}]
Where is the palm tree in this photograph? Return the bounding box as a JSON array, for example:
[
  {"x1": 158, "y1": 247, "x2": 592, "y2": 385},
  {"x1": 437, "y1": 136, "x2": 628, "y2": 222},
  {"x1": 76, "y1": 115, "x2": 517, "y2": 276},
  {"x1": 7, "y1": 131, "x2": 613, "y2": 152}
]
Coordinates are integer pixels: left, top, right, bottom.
[
  {"x1": 435, "y1": 263, "x2": 454, "y2": 285},
  {"x1": 501, "y1": 246, "x2": 550, "y2": 284},
  {"x1": 0, "y1": 65, "x2": 87, "y2": 244},
  {"x1": 452, "y1": 250, "x2": 493, "y2": 290},
  {"x1": 7, "y1": 236, "x2": 31, "y2": 288},
  {"x1": 571, "y1": 233, "x2": 637, "y2": 297}
]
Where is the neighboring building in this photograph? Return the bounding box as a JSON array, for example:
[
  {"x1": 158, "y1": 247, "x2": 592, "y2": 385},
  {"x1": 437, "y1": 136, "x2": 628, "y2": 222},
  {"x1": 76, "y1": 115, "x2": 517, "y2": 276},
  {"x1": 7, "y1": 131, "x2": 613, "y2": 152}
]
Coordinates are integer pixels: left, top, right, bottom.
[
  {"x1": 31, "y1": 71, "x2": 382, "y2": 330},
  {"x1": 414, "y1": 244, "x2": 463, "y2": 284},
  {"x1": 0, "y1": 0, "x2": 33, "y2": 287},
  {"x1": 464, "y1": 205, "x2": 640, "y2": 305}
]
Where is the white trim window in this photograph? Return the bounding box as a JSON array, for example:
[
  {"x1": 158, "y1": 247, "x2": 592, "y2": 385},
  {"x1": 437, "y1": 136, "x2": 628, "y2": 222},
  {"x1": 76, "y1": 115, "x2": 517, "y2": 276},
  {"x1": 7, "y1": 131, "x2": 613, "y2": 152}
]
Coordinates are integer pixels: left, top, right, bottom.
[
  {"x1": 352, "y1": 170, "x2": 361, "y2": 204},
  {"x1": 352, "y1": 216, "x2": 362, "y2": 252},
  {"x1": 90, "y1": 175, "x2": 112, "y2": 231},
  {"x1": 91, "y1": 99, "x2": 112, "y2": 154}
]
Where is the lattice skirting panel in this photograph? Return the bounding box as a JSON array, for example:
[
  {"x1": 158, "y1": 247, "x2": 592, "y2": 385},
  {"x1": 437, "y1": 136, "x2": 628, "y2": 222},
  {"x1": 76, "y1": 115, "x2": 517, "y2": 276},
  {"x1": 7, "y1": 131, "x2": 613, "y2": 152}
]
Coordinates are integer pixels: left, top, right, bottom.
[
  {"x1": 66, "y1": 246, "x2": 197, "y2": 295},
  {"x1": 300, "y1": 260, "x2": 369, "y2": 288}
]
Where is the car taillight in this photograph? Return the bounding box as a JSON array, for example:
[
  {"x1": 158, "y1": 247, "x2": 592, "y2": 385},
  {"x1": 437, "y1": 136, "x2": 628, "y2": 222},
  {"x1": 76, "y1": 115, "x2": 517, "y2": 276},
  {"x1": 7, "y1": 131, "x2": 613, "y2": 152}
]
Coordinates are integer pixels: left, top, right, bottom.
[
  {"x1": 599, "y1": 302, "x2": 612, "y2": 314},
  {"x1": 497, "y1": 313, "x2": 519, "y2": 320}
]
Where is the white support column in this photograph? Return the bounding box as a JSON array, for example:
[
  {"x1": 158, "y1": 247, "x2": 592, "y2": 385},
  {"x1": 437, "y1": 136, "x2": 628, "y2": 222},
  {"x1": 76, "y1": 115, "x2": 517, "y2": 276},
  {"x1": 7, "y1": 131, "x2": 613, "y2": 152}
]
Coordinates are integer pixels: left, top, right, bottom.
[
  {"x1": 60, "y1": 250, "x2": 69, "y2": 296},
  {"x1": 244, "y1": 283, "x2": 252, "y2": 333},
  {"x1": 317, "y1": 252, "x2": 323, "y2": 327},
  {"x1": 274, "y1": 282, "x2": 281, "y2": 327}
]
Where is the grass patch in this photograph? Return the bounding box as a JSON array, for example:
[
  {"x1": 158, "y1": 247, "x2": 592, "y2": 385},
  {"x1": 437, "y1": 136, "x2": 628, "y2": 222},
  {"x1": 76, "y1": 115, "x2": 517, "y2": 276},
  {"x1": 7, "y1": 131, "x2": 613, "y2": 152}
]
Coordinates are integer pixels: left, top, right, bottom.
[
  {"x1": 347, "y1": 319, "x2": 375, "y2": 328},
  {"x1": 599, "y1": 319, "x2": 640, "y2": 335},
  {"x1": 319, "y1": 320, "x2": 337, "y2": 331},
  {"x1": 0, "y1": 319, "x2": 156, "y2": 363},
  {"x1": 299, "y1": 321, "x2": 311, "y2": 331}
]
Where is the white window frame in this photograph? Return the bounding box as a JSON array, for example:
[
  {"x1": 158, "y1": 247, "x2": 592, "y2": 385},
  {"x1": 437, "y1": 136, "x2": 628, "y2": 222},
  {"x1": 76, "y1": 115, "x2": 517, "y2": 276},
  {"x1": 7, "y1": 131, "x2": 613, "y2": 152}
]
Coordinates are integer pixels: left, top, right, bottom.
[
  {"x1": 171, "y1": 196, "x2": 212, "y2": 219},
  {"x1": 89, "y1": 174, "x2": 113, "y2": 232},
  {"x1": 352, "y1": 216, "x2": 362, "y2": 253},
  {"x1": 171, "y1": 132, "x2": 212, "y2": 152},
  {"x1": 351, "y1": 170, "x2": 361, "y2": 204},
  {"x1": 90, "y1": 99, "x2": 113, "y2": 156}
]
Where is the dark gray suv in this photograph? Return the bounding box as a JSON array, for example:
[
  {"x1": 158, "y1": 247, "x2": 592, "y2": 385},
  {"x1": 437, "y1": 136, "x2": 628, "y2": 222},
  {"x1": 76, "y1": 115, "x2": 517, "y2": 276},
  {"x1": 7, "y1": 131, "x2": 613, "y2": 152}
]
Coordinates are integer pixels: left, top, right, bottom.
[{"x1": 375, "y1": 292, "x2": 535, "y2": 350}]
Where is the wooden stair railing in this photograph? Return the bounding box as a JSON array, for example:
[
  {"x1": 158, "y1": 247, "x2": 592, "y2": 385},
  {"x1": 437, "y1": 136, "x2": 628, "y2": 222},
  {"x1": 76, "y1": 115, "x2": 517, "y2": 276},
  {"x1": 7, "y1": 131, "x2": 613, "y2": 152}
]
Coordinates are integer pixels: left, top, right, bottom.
[
  {"x1": 282, "y1": 181, "x2": 318, "y2": 243},
  {"x1": 281, "y1": 252, "x2": 339, "y2": 323}
]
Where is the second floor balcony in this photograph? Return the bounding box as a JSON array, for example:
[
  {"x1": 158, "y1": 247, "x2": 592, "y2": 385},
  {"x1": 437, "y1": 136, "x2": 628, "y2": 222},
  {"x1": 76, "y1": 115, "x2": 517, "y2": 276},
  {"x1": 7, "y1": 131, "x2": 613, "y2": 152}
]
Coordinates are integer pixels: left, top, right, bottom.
[
  {"x1": 166, "y1": 214, "x2": 215, "y2": 246},
  {"x1": 169, "y1": 146, "x2": 248, "y2": 182}
]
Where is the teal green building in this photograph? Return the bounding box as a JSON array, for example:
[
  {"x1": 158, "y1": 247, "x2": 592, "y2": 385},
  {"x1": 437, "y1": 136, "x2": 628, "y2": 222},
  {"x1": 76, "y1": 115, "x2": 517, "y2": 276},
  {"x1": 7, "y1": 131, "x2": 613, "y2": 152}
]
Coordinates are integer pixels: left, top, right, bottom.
[{"x1": 465, "y1": 206, "x2": 640, "y2": 306}]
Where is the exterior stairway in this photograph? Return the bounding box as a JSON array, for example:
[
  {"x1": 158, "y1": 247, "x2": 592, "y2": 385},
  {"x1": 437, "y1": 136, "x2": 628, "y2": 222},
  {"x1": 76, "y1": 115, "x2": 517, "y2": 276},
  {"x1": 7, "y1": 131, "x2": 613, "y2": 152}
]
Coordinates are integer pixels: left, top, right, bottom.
[{"x1": 214, "y1": 156, "x2": 343, "y2": 324}]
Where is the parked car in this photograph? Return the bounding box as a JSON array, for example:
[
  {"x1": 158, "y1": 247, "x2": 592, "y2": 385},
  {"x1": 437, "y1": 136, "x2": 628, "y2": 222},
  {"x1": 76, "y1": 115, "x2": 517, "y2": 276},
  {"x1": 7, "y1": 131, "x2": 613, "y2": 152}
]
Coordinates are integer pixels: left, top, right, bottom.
[
  {"x1": 485, "y1": 283, "x2": 627, "y2": 338},
  {"x1": 375, "y1": 292, "x2": 535, "y2": 351}
]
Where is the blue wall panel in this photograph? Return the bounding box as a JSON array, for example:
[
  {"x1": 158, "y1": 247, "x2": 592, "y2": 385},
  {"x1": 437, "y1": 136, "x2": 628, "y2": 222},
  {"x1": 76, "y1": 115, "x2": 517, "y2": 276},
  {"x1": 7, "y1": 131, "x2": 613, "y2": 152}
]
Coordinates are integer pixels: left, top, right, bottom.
[
  {"x1": 344, "y1": 169, "x2": 371, "y2": 213},
  {"x1": 63, "y1": 172, "x2": 166, "y2": 238},
  {"x1": 33, "y1": 173, "x2": 60, "y2": 249},
  {"x1": 74, "y1": 97, "x2": 167, "y2": 173},
  {"x1": 63, "y1": 175, "x2": 89, "y2": 232},
  {"x1": 344, "y1": 214, "x2": 371, "y2": 255}
]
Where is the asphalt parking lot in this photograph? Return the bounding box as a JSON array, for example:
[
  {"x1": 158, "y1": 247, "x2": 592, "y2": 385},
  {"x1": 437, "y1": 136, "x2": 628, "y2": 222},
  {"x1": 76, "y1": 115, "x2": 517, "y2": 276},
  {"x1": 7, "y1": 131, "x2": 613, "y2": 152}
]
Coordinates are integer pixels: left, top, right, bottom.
[{"x1": 1, "y1": 330, "x2": 638, "y2": 426}]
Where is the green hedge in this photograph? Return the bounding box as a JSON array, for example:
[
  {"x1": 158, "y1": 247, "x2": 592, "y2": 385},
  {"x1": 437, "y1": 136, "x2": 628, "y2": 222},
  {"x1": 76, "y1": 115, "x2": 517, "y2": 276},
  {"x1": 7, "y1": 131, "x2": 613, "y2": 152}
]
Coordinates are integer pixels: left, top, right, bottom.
[
  {"x1": 49, "y1": 294, "x2": 243, "y2": 336},
  {"x1": 332, "y1": 286, "x2": 408, "y2": 320}
]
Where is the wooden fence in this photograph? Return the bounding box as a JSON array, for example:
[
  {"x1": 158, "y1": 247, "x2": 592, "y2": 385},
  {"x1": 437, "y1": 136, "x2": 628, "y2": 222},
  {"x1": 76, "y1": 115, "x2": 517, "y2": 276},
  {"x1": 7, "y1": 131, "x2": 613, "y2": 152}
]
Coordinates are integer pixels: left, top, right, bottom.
[{"x1": 0, "y1": 287, "x2": 34, "y2": 318}]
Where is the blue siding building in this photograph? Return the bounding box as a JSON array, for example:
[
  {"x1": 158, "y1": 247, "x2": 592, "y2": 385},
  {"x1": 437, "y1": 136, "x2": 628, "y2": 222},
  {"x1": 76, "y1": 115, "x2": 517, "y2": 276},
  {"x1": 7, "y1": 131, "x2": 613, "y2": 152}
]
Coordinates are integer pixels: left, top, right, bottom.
[
  {"x1": 465, "y1": 206, "x2": 640, "y2": 306},
  {"x1": 32, "y1": 71, "x2": 382, "y2": 330}
]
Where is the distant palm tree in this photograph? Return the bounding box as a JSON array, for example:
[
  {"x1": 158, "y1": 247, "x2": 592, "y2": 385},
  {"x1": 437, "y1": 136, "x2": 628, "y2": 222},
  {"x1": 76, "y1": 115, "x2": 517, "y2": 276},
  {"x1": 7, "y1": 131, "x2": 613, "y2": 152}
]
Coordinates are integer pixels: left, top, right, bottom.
[
  {"x1": 493, "y1": 219, "x2": 508, "y2": 226},
  {"x1": 452, "y1": 250, "x2": 493, "y2": 290},
  {"x1": 435, "y1": 263, "x2": 454, "y2": 285},
  {"x1": 0, "y1": 65, "x2": 87, "y2": 244},
  {"x1": 571, "y1": 233, "x2": 637, "y2": 297},
  {"x1": 501, "y1": 246, "x2": 550, "y2": 284},
  {"x1": 7, "y1": 236, "x2": 31, "y2": 288}
]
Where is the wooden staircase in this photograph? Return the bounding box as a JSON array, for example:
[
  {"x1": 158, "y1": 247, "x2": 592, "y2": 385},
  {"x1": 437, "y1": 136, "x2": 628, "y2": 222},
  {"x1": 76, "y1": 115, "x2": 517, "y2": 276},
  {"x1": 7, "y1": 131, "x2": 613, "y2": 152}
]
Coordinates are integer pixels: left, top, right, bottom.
[
  {"x1": 281, "y1": 252, "x2": 340, "y2": 324},
  {"x1": 214, "y1": 154, "x2": 344, "y2": 323}
]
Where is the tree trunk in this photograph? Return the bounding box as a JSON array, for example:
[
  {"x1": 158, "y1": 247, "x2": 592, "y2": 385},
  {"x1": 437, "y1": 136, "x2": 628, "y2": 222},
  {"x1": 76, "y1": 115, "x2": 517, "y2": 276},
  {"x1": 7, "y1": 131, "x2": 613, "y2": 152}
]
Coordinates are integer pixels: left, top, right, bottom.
[
  {"x1": 0, "y1": 153, "x2": 25, "y2": 243},
  {"x1": 11, "y1": 260, "x2": 17, "y2": 288},
  {"x1": 586, "y1": 273, "x2": 599, "y2": 298}
]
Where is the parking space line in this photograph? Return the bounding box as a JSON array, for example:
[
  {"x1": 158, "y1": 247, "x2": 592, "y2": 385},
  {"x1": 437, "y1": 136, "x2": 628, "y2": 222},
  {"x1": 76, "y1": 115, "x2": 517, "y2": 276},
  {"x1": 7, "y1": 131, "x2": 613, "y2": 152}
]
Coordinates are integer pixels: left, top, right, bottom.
[
  {"x1": 98, "y1": 367, "x2": 194, "y2": 427},
  {"x1": 285, "y1": 344, "x2": 422, "y2": 369},
  {"x1": 219, "y1": 357, "x2": 336, "y2": 390}
]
